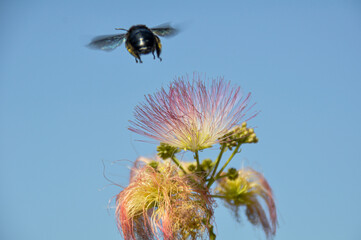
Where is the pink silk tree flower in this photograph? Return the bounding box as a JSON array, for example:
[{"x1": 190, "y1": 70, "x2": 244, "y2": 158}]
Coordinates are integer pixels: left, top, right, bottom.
[
  {"x1": 215, "y1": 168, "x2": 277, "y2": 239},
  {"x1": 129, "y1": 73, "x2": 255, "y2": 152},
  {"x1": 116, "y1": 157, "x2": 214, "y2": 240}
]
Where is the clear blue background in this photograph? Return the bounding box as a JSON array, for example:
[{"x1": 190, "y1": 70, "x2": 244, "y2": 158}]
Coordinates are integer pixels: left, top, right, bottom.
[{"x1": 1, "y1": 0, "x2": 360, "y2": 239}]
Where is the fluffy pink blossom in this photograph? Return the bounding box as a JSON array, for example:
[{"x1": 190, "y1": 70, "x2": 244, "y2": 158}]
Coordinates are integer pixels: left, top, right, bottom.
[
  {"x1": 216, "y1": 168, "x2": 277, "y2": 239},
  {"x1": 129, "y1": 74, "x2": 255, "y2": 151},
  {"x1": 116, "y1": 157, "x2": 214, "y2": 240}
]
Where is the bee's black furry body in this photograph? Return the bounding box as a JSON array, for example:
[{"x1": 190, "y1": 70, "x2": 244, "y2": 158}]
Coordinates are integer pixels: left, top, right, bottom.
[
  {"x1": 88, "y1": 24, "x2": 177, "y2": 63},
  {"x1": 125, "y1": 25, "x2": 162, "y2": 63}
]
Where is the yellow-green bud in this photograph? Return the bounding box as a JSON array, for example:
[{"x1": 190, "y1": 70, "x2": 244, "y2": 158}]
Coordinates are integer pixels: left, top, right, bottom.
[
  {"x1": 227, "y1": 168, "x2": 239, "y2": 180},
  {"x1": 187, "y1": 164, "x2": 196, "y2": 172},
  {"x1": 201, "y1": 158, "x2": 213, "y2": 171},
  {"x1": 148, "y1": 161, "x2": 159, "y2": 169},
  {"x1": 157, "y1": 143, "x2": 181, "y2": 159},
  {"x1": 218, "y1": 122, "x2": 259, "y2": 150}
]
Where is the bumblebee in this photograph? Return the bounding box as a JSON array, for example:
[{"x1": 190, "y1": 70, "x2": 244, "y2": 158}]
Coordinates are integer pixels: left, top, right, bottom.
[{"x1": 88, "y1": 24, "x2": 177, "y2": 63}]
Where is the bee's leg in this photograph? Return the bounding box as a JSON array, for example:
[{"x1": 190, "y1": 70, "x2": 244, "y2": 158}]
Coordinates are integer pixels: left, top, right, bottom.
[
  {"x1": 156, "y1": 49, "x2": 162, "y2": 61},
  {"x1": 135, "y1": 52, "x2": 143, "y2": 63},
  {"x1": 154, "y1": 36, "x2": 162, "y2": 62},
  {"x1": 152, "y1": 51, "x2": 156, "y2": 60},
  {"x1": 126, "y1": 42, "x2": 142, "y2": 63},
  {"x1": 134, "y1": 55, "x2": 142, "y2": 63}
]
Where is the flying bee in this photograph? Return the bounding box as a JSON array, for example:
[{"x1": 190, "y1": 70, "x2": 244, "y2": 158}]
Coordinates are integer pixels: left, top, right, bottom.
[{"x1": 88, "y1": 24, "x2": 178, "y2": 63}]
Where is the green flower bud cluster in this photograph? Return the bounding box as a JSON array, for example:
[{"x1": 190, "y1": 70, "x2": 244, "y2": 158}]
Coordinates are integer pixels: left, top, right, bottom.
[
  {"x1": 187, "y1": 163, "x2": 197, "y2": 172},
  {"x1": 220, "y1": 122, "x2": 259, "y2": 150},
  {"x1": 201, "y1": 159, "x2": 213, "y2": 172},
  {"x1": 148, "y1": 161, "x2": 159, "y2": 170},
  {"x1": 227, "y1": 168, "x2": 239, "y2": 180},
  {"x1": 187, "y1": 159, "x2": 214, "y2": 173},
  {"x1": 157, "y1": 143, "x2": 181, "y2": 159}
]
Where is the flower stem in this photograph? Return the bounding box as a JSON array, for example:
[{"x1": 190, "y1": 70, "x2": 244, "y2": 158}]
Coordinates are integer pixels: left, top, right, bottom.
[
  {"x1": 194, "y1": 150, "x2": 200, "y2": 170},
  {"x1": 208, "y1": 223, "x2": 216, "y2": 240},
  {"x1": 210, "y1": 194, "x2": 228, "y2": 199},
  {"x1": 171, "y1": 156, "x2": 187, "y2": 174},
  {"x1": 215, "y1": 144, "x2": 241, "y2": 180},
  {"x1": 207, "y1": 145, "x2": 226, "y2": 188}
]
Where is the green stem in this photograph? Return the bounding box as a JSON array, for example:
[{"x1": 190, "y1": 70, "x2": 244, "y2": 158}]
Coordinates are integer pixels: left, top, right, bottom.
[
  {"x1": 208, "y1": 223, "x2": 216, "y2": 240},
  {"x1": 215, "y1": 144, "x2": 241, "y2": 180},
  {"x1": 171, "y1": 156, "x2": 187, "y2": 175},
  {"x1": 194, "y1": 150, "x2": 200, "y2": 170},
  {"x1": 207, "y1": 145, "x2": 226, "y2": 188},
  {"x1": 214, "y1": 173, "x2": 230, "y2": 180},
  {"x1": 210, "y1": 194, "x2": 228, "y2": 199},
  {"x1": 206, "y1": 212, "x2": 216, "y2": 240}
]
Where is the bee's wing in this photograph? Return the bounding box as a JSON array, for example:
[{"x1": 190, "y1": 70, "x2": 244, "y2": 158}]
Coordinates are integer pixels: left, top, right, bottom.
[
  {"x1": 88, "y1": 34, "x2": 126, "y2": 51},
  {"x1": 151, "y1": 24, "x2": 178, "y2": 37}
]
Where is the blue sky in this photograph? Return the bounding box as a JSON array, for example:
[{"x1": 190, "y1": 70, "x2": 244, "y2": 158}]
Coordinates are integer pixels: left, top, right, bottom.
[{"x1": 1, "y1": 0, "x2": 361, "y2": 239}]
